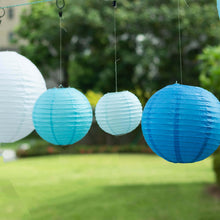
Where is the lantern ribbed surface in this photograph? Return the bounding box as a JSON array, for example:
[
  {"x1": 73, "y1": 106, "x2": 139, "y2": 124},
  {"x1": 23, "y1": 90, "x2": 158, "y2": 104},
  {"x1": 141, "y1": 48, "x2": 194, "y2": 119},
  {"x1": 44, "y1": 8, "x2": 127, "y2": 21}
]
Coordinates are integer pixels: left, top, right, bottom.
[
  {"x1": 0, "y1": 51, "x2": 46, "y2": 143},
  {"x1": 95, "y1": 91, "x2": 142, "y2": 136},
  {"x1": 33, "y1": 88, "x2": 93, "y2": 145},
  {"x1": 142, "y1": 83, "x2": 220, "y2": 163}
]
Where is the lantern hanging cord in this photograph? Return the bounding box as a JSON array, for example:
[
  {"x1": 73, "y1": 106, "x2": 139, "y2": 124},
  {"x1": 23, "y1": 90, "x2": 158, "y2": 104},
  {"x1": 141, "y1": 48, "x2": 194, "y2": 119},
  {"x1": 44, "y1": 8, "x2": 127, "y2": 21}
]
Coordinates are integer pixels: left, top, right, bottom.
[
  {"x1": 59, "y1": 15, "x2": 62, "y2": 85},
  {"x1": 0, "y1": 0, "x2": 55, "y2": 9},
  {"x1": 56, "y1": 0, "x2": 65, "y2": 86},
  {"x1": 178, "y1": 0, "x2": 183, "y2": 84},
  {"x1": 113, "y1": 0, "x2": 119, "y2": 92}
]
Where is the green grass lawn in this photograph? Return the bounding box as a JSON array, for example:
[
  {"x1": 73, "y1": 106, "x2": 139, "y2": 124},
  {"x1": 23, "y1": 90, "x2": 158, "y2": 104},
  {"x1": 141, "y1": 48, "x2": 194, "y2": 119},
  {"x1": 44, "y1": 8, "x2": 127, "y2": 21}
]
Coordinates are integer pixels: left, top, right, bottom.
[{"x1": 0, "y1": 154, "x2": 219, "y2": 220}]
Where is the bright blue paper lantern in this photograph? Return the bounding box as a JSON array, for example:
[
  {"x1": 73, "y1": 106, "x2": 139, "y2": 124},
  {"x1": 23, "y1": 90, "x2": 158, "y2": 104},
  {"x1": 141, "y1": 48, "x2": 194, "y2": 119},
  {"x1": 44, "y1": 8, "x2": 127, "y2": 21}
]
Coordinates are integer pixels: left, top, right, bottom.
[
  {"x1": 33, "y1": 88, "x2": 93, "y2": 145},
  {"x1": 142, "y1": 83, "x2": 220, "y2": 163}
]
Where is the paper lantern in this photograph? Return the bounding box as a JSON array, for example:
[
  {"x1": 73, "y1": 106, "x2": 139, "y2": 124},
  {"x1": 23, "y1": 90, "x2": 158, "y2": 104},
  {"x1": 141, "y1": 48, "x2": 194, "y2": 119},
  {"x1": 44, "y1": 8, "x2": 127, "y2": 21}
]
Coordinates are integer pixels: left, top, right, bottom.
[
  {"x1": 95, "y1": 91, "x2": 142, "y2": 136},
  {"x1": 142, "y1": 83, "x2": 220, "y2": 163},
  {"x1": 33, "y1": 88, "x2": 93, "y2": 145},
  {"x1": 0, "y1": 51, "x2": 46, "y2": 143},
  {"x1": 217, "y1": 0, "x2": 220, "y2": 18}
]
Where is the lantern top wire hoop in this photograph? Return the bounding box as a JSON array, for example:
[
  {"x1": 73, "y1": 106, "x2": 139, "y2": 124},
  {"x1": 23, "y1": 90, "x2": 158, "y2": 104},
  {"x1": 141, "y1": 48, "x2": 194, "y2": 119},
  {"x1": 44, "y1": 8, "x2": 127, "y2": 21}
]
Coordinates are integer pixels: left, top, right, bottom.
[
  {"x1": 0, "y1": 8, "x2": 5, "y2": 18},
  {"x1": 56, "y1": 0, "x2": 65, "y2": 10},
  {"x1": 0, "y1": 8, "x2": 5, "y2": 24}
]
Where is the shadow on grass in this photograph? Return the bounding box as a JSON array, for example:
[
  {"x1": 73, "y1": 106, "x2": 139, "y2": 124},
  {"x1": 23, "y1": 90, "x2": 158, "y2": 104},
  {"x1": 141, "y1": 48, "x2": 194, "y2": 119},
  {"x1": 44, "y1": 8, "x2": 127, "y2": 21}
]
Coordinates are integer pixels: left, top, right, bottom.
[{"x1": 27, "y1": 183, "x2": 220, "y2": 220}]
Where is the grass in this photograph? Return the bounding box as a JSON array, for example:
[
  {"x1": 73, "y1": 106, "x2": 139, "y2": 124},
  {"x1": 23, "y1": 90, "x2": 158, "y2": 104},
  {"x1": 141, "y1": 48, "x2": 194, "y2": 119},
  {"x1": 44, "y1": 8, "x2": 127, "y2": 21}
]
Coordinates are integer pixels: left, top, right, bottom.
[{"x1": 0, "y1": 154, "x2": 219, "y2": 220}]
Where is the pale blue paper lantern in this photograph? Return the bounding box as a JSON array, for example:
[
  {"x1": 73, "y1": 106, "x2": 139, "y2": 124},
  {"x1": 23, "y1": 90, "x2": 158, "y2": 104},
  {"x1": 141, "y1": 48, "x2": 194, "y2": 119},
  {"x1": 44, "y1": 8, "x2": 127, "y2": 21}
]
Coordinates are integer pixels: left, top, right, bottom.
[
  {"x1": 217, "y1": 0, "x2": 220, "y2": 18},
  {"x1": 142, "y1": 83, "x2": 220, "y2": 163},
  {"x1": 95, "y1": 91, "x2": 142, "y2": 136},
  {"x1": 33, "y1": 88, "x2": 93, "y2": 145}
]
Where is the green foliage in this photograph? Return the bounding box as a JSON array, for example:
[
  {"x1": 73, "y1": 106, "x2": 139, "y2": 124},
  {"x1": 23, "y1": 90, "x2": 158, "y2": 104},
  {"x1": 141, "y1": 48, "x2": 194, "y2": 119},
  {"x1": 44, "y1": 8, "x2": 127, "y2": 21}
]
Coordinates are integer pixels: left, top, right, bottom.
[
  {"x1": 198, "y1": 46, "x2": 220, "y2": 99},
  {"x1": 0, "y1": 155, "x2": 218, "y2": 219},
  {"x1": 198, "y1": 46, "x2": 220, "y2": 188},
  {"x1": 213, "y1": 151, "x2": 220, "y2": 187},
  {"x1": 15, "y1": 0, "x2": 220, "y2": 98}
]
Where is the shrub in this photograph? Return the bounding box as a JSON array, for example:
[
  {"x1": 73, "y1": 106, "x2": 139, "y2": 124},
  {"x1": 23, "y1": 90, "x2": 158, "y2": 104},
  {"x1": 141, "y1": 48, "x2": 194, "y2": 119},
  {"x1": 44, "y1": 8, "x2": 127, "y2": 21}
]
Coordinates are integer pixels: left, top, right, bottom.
[
  {"x1": 213, "y1": 150, "x2": 220, "y2": 187},
  {"x1": 16, "y1": 141, "x2": 61, "y2": 158},
  {"x1": 16, "y1": 141, "x2": 153, "y2": 158}
]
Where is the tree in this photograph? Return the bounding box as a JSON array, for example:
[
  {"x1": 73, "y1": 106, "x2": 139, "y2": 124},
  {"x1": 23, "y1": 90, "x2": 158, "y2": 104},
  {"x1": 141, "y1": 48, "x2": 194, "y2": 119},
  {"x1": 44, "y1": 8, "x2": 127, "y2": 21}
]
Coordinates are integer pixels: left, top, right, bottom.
[
  {"x1": 198, "y1": 45, "x2": 220, "y2": 187},
  {"x1": 198, "y1": 46, "x2": 220, "y2": 99},
  {"x1": 15, "y1": 0, "x2": 220, "y2": 101}
]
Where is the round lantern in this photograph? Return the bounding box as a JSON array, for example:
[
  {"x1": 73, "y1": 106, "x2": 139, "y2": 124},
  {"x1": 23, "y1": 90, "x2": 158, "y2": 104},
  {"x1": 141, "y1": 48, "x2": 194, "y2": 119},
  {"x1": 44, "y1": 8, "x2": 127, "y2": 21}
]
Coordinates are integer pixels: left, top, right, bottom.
[
  {"x1": 33, "y1": 88, "x2": 93, "y2": 145},
  {"x1": 0, "y1": 51, "x2": 46, "y2": 143},
  {"x1": 217, "y1": 0, "x2": 220, "y2": 18},
  {"x1": 95, "y1": 91, "x2": 142, "y2": 136},
  {"x1": 142, "y1": 83, "x2": 220, "y2": 163}
]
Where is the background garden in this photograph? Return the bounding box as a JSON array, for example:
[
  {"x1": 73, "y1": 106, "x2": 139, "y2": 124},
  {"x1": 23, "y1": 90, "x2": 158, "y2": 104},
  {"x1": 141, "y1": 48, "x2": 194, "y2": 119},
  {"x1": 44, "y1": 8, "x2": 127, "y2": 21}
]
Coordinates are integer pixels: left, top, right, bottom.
[{"x1": 1, "y1": 0, "x2": 220, "y2": 219}]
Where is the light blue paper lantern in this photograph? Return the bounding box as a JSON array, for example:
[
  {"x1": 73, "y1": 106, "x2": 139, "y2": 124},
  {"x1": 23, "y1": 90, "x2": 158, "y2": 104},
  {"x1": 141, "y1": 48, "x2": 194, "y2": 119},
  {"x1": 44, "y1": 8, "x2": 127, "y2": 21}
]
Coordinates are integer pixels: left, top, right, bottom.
[
  {"x1": 217, "y1": 0, "x2": 220, "y2": 18},
  {"x1": 33, "y1": 88, "x2": 93, "y2": 145},
  {"x1": 142, "y1": 83, "x2": 220, "y2": 163},
  {"x1": 95, "y1": 91, "x2": 142, "y2": 136}
]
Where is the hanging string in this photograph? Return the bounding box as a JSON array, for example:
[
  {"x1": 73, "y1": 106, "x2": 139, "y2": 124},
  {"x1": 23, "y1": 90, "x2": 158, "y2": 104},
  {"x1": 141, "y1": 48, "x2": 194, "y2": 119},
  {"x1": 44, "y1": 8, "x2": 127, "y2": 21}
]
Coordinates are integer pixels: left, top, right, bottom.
[
  {"x1": 177, "y1": 0, "x2": 183, "y2": 84},
  {"x1": 56, "y1": 0, "x2": 65, "y2": 87},
  {"x1": 113, "y1": 0, "x2": 119, "y2": 92},
  {"x1": 59, "y1": 14, "x2": 62, "y2": 85},
  {"x1": 0, "y1": 0, "x2": 54, "y2": 9}
]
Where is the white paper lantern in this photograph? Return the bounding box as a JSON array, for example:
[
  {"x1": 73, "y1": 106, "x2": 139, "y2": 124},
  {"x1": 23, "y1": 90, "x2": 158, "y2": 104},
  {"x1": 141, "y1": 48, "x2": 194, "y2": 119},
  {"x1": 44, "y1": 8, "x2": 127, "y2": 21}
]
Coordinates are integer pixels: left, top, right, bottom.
[
  {"x1": 95, "y1": 91, "x2": 142, "y2": 135},
  {"x1": 0, "y1": 51, "x2": 47, "y2": 143}
]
